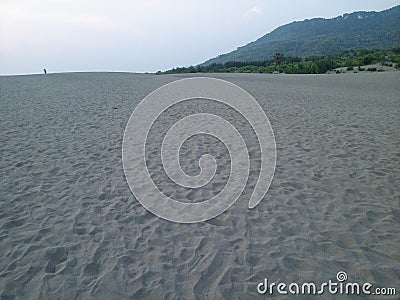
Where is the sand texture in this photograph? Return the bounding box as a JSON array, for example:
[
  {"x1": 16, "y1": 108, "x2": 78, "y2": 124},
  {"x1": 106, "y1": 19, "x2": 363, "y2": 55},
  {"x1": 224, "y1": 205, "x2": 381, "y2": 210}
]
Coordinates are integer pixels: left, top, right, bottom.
[{"x1": 0, "y1": 72, "x2": 399, "y2": 299}]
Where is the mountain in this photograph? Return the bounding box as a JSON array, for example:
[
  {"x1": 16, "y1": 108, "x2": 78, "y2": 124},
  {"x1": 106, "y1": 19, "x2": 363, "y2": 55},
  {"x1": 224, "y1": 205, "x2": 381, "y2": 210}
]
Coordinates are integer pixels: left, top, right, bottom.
[{"x1": 203, "y1": 5, "x2": 400, "y2": 65}]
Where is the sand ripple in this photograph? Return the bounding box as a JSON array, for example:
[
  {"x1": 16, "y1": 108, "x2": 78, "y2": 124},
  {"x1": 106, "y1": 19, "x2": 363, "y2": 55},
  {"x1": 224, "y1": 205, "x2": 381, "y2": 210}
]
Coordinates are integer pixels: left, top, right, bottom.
[{"x1": 0, "y1": 72, "x2": 399, "y2": 299}]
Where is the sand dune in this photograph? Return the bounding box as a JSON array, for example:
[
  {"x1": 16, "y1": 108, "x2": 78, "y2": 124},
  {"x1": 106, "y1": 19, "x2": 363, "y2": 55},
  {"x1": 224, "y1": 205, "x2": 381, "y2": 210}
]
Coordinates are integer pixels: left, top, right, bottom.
[{"x1": 0, "y1": 72, "x2": 399, "y2": 299}]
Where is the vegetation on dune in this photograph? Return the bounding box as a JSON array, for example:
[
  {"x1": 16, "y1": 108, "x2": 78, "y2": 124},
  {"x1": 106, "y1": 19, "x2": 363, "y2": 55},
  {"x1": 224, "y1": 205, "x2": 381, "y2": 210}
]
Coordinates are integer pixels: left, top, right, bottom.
[{"x1": 159, "y1": 46, "x2": 400, "y2": 75}]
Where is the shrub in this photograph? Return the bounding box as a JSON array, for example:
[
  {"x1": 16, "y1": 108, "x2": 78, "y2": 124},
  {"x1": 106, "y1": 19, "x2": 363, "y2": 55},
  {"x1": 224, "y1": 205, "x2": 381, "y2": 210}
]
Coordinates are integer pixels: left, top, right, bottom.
[
  {"x1": 346, "y1": 66, "x2": 354, "y2": 71},
  {"x1": 363, "y1": 55, "x2": 374, "y2": 65}
]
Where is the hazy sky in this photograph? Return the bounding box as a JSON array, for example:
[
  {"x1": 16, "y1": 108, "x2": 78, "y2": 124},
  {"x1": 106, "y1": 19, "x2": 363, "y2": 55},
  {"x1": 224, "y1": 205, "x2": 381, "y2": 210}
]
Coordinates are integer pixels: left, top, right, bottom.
[{"x1": 1, "y1": 0, "x2": 399, "y2": 75}]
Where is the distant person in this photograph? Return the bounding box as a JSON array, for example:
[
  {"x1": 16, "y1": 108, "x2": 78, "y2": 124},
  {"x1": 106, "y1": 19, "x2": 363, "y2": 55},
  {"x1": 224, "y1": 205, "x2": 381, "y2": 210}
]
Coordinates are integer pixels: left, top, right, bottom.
[{"x1": 43, "y1": 68, "x2": 47, "y2": 75}]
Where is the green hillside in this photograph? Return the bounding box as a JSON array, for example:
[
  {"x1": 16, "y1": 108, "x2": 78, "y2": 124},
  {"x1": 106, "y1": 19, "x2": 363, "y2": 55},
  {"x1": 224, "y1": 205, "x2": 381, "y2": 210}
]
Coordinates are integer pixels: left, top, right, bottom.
[{"x1": 203, "y1": 5, "x2": 400, "y2": 65}]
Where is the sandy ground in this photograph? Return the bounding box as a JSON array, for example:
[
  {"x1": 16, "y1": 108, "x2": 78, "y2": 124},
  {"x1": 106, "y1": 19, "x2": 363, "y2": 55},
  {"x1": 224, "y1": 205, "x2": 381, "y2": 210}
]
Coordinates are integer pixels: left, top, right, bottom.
[{"x1": 0, "y1": 72, "x2": 399, "y2": 299}]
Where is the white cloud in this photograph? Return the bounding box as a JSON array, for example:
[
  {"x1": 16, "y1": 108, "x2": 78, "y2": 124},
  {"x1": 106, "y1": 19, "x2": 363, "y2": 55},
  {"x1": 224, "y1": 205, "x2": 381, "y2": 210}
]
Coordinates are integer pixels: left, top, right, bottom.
[
  {"x1": 242, "y1": 5, "x2": 262, "y2": 19},
  {"x1": 251, "y1": 6, "x2": 262, "y2": 14}
]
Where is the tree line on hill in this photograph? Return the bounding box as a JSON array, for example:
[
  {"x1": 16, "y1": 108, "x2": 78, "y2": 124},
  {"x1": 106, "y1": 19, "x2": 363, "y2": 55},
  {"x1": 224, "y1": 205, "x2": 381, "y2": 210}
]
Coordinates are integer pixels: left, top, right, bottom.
[
  {"x1": 203, "y1": 6, "x2": 400, "y2": 65},
  {"x1": 159, "y1": 46, "x2": 400, "y2": 75}
]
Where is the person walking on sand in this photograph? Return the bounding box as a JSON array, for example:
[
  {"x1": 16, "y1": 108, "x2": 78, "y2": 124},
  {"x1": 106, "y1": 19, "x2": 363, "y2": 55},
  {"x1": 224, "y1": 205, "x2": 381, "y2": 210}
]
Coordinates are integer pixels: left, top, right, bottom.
[{"x1": 43, "y1": 68, "x2": 47, "y2": 75}]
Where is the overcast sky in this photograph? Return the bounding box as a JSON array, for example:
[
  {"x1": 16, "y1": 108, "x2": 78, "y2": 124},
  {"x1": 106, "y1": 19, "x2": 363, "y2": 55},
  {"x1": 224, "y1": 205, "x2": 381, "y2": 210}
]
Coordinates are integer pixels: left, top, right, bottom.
[{"x1": 1, "y1": 0, "x2": 398, "y2": 75}]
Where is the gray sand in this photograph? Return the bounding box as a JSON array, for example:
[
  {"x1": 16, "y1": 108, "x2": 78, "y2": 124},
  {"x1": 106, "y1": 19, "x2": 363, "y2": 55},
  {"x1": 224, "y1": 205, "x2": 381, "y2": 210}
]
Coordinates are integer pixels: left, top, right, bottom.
[{"x1": 0, "y1": 72, "x2": 399, "y2": 299}]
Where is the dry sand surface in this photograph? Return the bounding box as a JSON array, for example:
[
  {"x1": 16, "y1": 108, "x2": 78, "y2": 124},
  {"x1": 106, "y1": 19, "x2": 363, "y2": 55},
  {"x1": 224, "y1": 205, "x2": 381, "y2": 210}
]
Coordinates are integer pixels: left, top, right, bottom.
[{"x1": 0, "y1": 72, "x2": 399, "y2": 299}]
